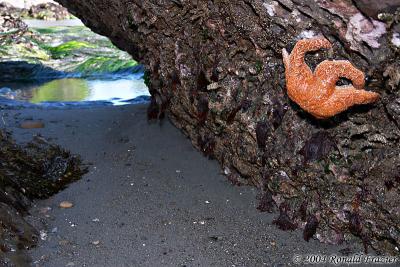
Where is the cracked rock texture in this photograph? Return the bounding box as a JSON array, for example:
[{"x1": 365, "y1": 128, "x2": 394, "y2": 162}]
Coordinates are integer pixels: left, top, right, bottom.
[{"x1": 55, "y1": 0, "x2": 400, "y2": 254}]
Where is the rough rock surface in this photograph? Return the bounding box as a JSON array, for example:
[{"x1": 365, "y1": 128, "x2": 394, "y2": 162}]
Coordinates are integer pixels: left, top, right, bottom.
[
  {"x1": 0, "y1": 130, "x2": 87, "y2": 266},
  {"x1": 0, "y1": 1, "x2": 72, "y2": 20},
  {"x1": 55, "y1": 0, "x2": 400, "y2": 254},
  {"x1": 0, "y1": 6, "x2": 28, "y2": 45}
]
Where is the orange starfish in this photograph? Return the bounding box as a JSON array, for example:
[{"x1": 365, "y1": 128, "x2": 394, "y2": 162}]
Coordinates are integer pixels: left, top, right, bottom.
[{"x1": 282, "y1": 38, "x2": 380, "y2": 119}]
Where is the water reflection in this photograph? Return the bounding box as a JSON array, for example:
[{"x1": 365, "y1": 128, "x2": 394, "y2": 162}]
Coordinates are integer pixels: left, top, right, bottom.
[
  {"x1": 0, "y1": 76, "x2": 150, "y2": 106},
  {"x1": 84, "y1": 78, "x2": 150, "y2": 105},
  {"x1": 30, "y1": 78, "x2": 89, "y2": 103}
]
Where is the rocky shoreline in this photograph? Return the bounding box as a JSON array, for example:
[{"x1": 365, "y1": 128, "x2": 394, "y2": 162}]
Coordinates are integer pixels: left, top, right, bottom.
[
  {"x1": 0, "y1": 6, "x2": 28, "y2": 45},
  {"x1": 0, "y1": 4, "x2": 101, "y2": 266},
  {"x1": 0, "y1": 1, "x2": 72, "y2": 21}
]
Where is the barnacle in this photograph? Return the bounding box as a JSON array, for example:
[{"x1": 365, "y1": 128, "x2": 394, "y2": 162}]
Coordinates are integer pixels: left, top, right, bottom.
[{"x1": 282, "y1": 38, "x2": 380, "y2": 119}]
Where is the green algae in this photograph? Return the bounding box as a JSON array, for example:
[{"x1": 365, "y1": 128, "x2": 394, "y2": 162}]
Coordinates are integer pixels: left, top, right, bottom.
[
  {"x1": 76, "y1": 57, "x2": 137, "y2": 74},
  {"x1": 15, "y1": 43, "x2": 50, "y2": 61},
  {"x1": 48, "y1": 40, "x2": 96, "y2": 59},
  {"x1": 0, "y1": 25, "x2": 139, "y2": 77},
  {"x1": 33, "y1": 27, "x2": 63, "y2": 34}
]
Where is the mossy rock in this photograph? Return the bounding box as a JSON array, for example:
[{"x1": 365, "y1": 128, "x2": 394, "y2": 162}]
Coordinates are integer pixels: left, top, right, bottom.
[
  {"x1": 48, "y1": 40, "x2": 96, "y2": 58},
  {"x1": 75, "y1": 57, "x2": 138, "y2": 74}
]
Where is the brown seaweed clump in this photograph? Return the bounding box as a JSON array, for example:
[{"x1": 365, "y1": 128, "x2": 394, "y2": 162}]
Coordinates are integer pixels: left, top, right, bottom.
[{"x1": 0, "y1": 130, "x2": 87, "y2": 266}]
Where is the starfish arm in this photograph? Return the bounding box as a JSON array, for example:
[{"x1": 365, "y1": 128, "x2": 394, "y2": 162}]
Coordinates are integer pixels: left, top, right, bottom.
[
  {"x1": 314, "y1": 60, "x2": 365, "y2": 89},
  {"x1": 333, "y1": 85, "x2": 380, "y2": 104},
  {"x1": 288, "y1": 38, "x2": 332, "y2": 79},
  {"x1": 291, "y1": 38, "x2": 332, "y2": 55},
  {"x1": 311, "y1": 86, "x2": 380, "y2": 119},
  {"x1": 282, "y1": 48, "x2": 290, "y2": 69}
]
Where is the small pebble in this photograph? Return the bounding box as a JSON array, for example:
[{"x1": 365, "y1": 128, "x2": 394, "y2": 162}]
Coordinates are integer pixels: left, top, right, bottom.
[
  {"x1": 20, "y1": 121, "x2": 44, "y2": 129},
  {"x1": 59, "y1": 201, "x2": 73, "y2": 209},
  {"x1": 59, "y1": 240, "x2": 69, "y2": 246},
  {"x1": 39, "y1": 207, "x2": 52, "y2": 214},
  {"x1": 40, "y1": 230, "x2": 47, "y2": 241}
]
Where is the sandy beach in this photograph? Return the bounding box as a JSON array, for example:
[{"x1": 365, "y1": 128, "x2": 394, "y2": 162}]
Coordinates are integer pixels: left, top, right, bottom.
[{"x1": 1, "y1": 105, "x2": 360, "y2": 266}]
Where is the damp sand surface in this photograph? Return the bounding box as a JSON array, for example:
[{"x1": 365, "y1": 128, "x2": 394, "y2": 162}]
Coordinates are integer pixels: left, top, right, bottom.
[{"x1": 1, "y1": 105, "x2": 365, "y2": 267}]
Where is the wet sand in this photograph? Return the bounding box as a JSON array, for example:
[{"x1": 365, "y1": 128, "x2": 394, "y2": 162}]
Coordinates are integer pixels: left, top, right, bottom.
[{"x1": 1, "y1": 105, "x2": 361, "y2": 266}]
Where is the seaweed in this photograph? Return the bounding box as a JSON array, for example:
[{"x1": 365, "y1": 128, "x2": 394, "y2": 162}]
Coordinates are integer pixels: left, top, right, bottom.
[
  {"x1": 170, "y1": 70, "x2": 181, "y2": 91},
  {"x1": 303, "y1": 215, "x2": 319, "y2": 242},
  {"x1": 0, "y1": 11, "x2": 138, "y2": 79},
  {"x1": 255, "y1": 121, "x2": 271, "y2": 151},
  {"x1": 226, "y1": 105, "x2": 241, "y2": 124},
  {"x1": 300, "y1": 131, "x2": 336, "y2": 163},
  {"x1": 147, "y1": 97, "x2": 160, "y2": 121},
  {"x1": 196, "y1": 96, "x2": 209, "y2": 125},
  {"x1": 0, "y1": 130, "x2": 87, "y2": 265},
  {"x1": 196, "y1": 70, "x2": 210, "y2": 92},
  {"x1": 273, "y1": 204, "x2": 297, "y2": 231},
  {"x1": 48, "y1": 40, "x2": 95, "y2": 59},
  {"x1": 295, "y1": 201, "x2": 308, "y2": 221},
  {"x1": 197, "y1": 135, "x2": 216, "y2": 159},
  {"x1": 257, "y1": 189, "x2": 276, "y2": 213}
]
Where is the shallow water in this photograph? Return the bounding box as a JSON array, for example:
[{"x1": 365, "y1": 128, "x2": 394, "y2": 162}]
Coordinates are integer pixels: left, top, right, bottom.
[
  {"x1": 23, "y1": 19, "x2": 84, "y2": 28},
  {"x1": 0, "y1": 22, "x2": 150, "y2": 108},
  {"x1": 0, "y1": 75, "x2": 150, "y2": 106}
]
